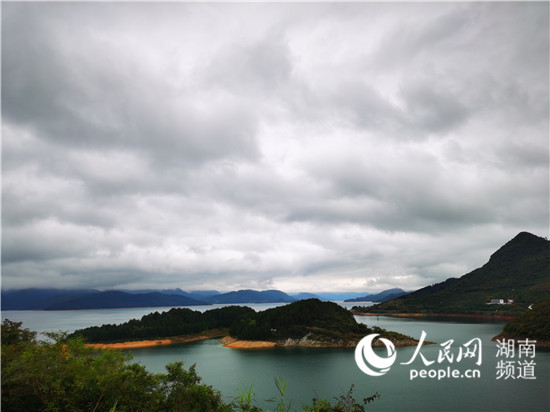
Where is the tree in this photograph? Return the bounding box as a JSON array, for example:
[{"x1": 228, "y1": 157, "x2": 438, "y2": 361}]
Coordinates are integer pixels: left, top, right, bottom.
[{"x1": 1, "y1": 319, "x2": 230, "y2": 412}]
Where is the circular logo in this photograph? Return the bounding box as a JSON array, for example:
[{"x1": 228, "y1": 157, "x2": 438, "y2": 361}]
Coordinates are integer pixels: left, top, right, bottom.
[{"x1": 355, "y1": 333, "x2": 396, "y2": 376}]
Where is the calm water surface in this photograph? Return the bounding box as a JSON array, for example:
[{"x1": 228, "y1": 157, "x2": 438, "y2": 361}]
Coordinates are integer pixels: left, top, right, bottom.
[{"x1": 3, "y1": 304, "x2": 549, "y2": 411}]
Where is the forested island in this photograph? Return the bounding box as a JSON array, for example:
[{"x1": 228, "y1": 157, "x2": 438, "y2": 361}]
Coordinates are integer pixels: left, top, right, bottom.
[{"x1": 71, "y1": 299, "x2": 420, "y2": 348}]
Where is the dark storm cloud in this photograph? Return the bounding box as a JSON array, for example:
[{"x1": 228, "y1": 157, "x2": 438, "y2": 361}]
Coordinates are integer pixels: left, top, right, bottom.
[{"x1": 2, "y1": 2, "x2": 548, "y2": 292}]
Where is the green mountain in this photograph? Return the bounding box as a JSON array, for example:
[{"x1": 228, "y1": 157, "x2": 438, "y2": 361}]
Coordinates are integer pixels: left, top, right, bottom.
[{"x1": 362, "y1": 232, "x2": 550, "y2": 316}]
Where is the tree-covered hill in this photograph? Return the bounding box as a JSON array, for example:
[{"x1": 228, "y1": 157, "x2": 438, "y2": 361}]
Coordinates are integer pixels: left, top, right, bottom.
[
  {"x1": 71, "y1": 299, "x2": 417, "y2": 347},
  {"x1": 70, "y1": 306, "x2": 255, "y2": 343},
  {"x1": 229, "y1": 299, "x2": 368, "y2": 343},
  {"x1": 360, "y1": 232, "x2": 550, "y2": 316}
]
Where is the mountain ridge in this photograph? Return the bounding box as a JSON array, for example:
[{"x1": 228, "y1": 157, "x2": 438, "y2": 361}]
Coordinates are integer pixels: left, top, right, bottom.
[
  {"x1": 1, "y1": 288, "x2": 378, "y2": 310},
  {"x1": 361, "y1": 232, "x2": 550, "y2": 316},
  {"x1": 44, "y1": 291, "x2": 207, "y2": 310}
]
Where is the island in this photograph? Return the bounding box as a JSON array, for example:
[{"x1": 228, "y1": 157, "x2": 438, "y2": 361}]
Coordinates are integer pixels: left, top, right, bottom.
[{"x1": 71, "y1": 299, "x2": 423, "y2": 349}]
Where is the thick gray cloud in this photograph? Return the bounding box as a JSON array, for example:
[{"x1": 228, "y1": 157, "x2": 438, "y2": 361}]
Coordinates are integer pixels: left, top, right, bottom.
[{"x1": 2, "y1": 2, "x2": 548, "y2": 293}]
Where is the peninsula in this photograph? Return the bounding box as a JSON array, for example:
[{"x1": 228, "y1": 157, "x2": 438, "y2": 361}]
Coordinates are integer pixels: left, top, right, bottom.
[{"x1": 72, "y1": 299, "x2": 422, "y2": 349}]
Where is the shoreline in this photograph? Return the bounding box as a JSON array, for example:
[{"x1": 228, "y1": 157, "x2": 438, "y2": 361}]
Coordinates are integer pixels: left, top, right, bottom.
[
  {"x1": 84, "y1": 328, "x2": 229, "y2": 350},
  {"x1": 85, "y1": 334, "x2": 423, "y2": 350},
  {"x1": 353, "y1": 312, "x2": 516, "y2": 321},
  {"x1": 85, "y1": 335, "x2": 212, "y2": 350},
  {"x1": 220, "y1": 336, "x2": 277, "y2": 349},
  {"x1": 219, "y1": 335, "x2": 426, "y2": 349}
]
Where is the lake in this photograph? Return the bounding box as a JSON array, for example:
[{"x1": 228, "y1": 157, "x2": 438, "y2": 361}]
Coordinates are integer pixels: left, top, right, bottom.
[{"x1": 3, "y1": 304, "x2": 549, "y2": 411}]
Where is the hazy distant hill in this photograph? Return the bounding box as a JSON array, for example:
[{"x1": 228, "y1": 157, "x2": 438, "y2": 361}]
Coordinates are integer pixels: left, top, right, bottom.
[
  {"x1": 120, "y1": 289, "x2": 221, "y2": 301},
  {"x1": 1, "y1": 289, "x2": 101, "y2": 310},
  {"x1": 0, "y1": 288, "x2": 296, "y2": 309},
  {"x1": 44, "y1": 291, "x2": 207, "y2": 310},
  {"x1": 364, "y1": 232, "x2": 550, "y2": 316},
  {"x1": 205, "y1": 289, "x2": 296, "y2": 304},
  {"x1": 1, "y1": 289, "x2": 209, "y2": 310},
  {"x1": 345, "y1": 288, "x2": 409, "y2": 303}
]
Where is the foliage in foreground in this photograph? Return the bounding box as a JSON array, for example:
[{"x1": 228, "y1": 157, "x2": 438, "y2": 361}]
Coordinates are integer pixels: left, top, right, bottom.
[{"x1": 2, "y1": 320, "x2": 379, "y2": 411}]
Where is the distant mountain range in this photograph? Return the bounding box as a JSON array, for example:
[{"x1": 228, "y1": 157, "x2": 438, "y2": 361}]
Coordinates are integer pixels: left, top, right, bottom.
[
  {"x1": 46, "y1": 291, "x2": 208, "y2": 310},
  {"x1": 0, "y1": 288, "x2": 298, "y2": 310},
  {"x1": 363, "y1": 232, "x2": 550, "y2": 316},
  {"x1": 344, "y1": 288, "x2": 409, "y2": 303},
  {"x1": 0, "y1": 289, "x2": 211, "y2": 310},
  {"x1": 1, "y1": 287, "x2": 383, "y2": 311}
]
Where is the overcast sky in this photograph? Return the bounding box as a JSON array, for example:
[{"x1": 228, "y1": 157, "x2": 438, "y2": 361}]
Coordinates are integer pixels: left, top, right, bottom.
[{"x1": 2, "y1": 2, "x2": 548, "y2": 293}]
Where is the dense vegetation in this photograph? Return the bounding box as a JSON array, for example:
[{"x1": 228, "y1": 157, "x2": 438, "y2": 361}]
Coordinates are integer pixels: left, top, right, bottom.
[
  {"x1": 71, "y1": 306, "x2": 255, "y2": 342},
  {"x1": 2, "y1": 320, "x2": 379, "y2": 411},
  {"x1": 495, "y1": 297, "x2": 550, "y2": 342},
  {"x1": 361, "y1": 232, "x2": 550, "y2": 316},
  {"x1": 71, "y1": 299, "x2": 410, "y2": 346},
  {"x1": 229, "y1": 299, "x2": 369, "y2": 342},
  {"x1": 2, "y1": 319, "x2": 230, "y2": 412}
]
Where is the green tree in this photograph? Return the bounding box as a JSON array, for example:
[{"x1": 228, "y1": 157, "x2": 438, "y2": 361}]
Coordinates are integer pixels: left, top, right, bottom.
[{"x1": 1, "y1": 319, "x2": 230, "y2": 412}]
